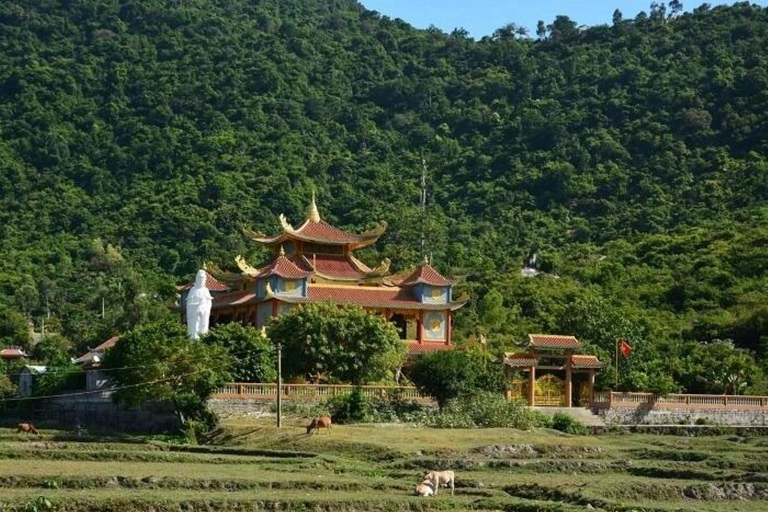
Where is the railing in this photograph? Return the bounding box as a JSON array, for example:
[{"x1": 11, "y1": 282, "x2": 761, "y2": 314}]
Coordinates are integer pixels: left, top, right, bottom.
[
  {"x1": 593, "y1": 392, "x2": 768, "y2": 410},
  {"x1": 212, "y1": 383, "x2": 434, "y2": 403}
]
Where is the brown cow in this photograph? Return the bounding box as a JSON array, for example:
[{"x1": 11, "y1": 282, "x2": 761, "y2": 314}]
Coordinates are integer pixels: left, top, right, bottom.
[
  {"x1": 17, "y1": 422, "x2": 38, "y2": 435},
  {"x1": 306, "y1": 416, "x2": 332, "y2": 435}
]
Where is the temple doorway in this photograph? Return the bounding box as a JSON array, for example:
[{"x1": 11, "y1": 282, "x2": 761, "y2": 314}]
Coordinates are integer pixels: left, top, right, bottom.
[{"x1": 389, "y1": 314, "x2": 407, "y2": 340}]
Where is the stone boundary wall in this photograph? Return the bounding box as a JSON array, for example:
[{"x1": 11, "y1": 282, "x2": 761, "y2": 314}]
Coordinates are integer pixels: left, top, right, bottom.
[
  {"x1": 2, "y1": 395, "x2": 178, "y2": 432},
  {"x1": 596, "y1": 406, "x2": 768, "y2": 426}
]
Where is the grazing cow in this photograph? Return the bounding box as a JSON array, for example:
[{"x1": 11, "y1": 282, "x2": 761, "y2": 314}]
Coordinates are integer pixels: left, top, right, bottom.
[
  {"x1": 17, "y1": 422, "x2": 38, "y2": 435},
  {"x1": 423, "y1": 470, "x2": 455, "y2": 496},
  {"x1": 414, "y1": 481, "x2": 435, "y2": 497},
  {"x1": 306, "y1": 416, "x2": 332, "y2": 435}
]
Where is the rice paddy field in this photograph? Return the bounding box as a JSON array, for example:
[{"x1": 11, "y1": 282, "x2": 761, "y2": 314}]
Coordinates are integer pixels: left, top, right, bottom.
[{"x1": 1, "y1": 417, "x2": 767, "y2": 511}]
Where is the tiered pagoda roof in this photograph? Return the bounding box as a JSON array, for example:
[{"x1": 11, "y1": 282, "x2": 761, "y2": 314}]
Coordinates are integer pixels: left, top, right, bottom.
[{"x1": 243, "y1": 193, "x2": 387, "y2": 251}]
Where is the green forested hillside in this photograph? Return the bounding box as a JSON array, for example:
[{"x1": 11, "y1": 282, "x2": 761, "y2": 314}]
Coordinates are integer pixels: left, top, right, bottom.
[{"x1": 0, "y1": 1, "x2": 766, "y2": 391}]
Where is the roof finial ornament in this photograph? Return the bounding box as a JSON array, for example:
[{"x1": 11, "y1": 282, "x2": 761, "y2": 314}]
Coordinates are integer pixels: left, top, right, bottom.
[
  {"x1": 279, "y1": 245, "x2": 285, "y2": 256},
  {"x1": 423, "y1": 255, "x2": 430, "y2": 265},
  {"x1": 308, "y1": 189, "x2": 321, "y2": 223}
]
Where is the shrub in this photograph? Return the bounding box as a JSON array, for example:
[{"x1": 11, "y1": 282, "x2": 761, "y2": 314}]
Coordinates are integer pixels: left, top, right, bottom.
[
  {"x1": 410, "y1": 349, "x2": 505, "y2": 409},
  {"x1": 550, "y1": 412, "x2": 588, "y2": 435},
  {"x1": 323, "y1": 388, "x2": 427, "y2": 424},
  {"x1": 203, "y1": 324, "x2": 276, "y2": 382},
  {"x1": 427, "y1": 392, "x2": 542, "y2": 429},
  {"x1": 326, "y1": 387, "x2": 370, "y2": 424}
]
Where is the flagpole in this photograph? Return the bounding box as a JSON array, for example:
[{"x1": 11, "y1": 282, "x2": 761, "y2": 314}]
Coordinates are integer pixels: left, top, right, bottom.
[{"x1": 615, "y1": 339, "x2": 619, "y2": 389}]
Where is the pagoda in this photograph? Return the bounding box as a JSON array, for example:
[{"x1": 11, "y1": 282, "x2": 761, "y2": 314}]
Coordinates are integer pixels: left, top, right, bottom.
[{"x1": 179, "y1": 194, "x2": 465, "y2": 354}]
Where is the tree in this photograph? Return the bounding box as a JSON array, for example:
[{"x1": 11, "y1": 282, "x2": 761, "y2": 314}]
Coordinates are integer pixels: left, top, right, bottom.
[
  {"x1": 536, "y1": 20, "x2": 546, "y2": 39},
  {"x1": 410, "y1": 349, "x2": 504, "y2": 409},
  {"x1": 0, "y1": 306, "x2": 31, "y2": 348},
  {"x1": 669, "y1": 1, "x2": 683, "y2": 17},
  {"x1": 104, "y1": 320, "x2": 231, "y2": 430},
  {"x1": 31, "y1": 334, "x2": 73, "y2": 365},
  {"x1": 267, "y1": 303, "x2": 406, "y2": 384},
  {"x1": 479, "y1": 289, "x2": 507, "y2": 330},
  {"x1": 613, "y1": 9, "x2": 623, "y2": 25},
  {"x1": 203, "y1": 323, "x2": 276, "y2": 382}
]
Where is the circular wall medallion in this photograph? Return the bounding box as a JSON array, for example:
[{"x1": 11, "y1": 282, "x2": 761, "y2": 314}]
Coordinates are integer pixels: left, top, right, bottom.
[
  {"x1": 284, "y1": 280, "x2": 296, "y2": 292},
  {"x1": 429, "y1": 318, "x2": 442, "y2": 332},
  {"x1": 431, "y1": 287, "x2": 441, "y2": 299}
]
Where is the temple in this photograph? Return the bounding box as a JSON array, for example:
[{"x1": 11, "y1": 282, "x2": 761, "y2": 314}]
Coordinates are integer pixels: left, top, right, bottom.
[
  {"x1": 504, "y1": 334, "x2": 602, "y2": 407},
  {"x1": 178, "y1": 194, "x2": 466, "y2": 355}
]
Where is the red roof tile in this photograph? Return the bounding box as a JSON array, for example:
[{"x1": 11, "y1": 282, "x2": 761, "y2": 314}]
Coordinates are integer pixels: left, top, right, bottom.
[
  {"x1": 397, "y1": 262, "x2": 455, "y2": 287},
  {"x1": 407, "y1": 341, "x2": 453, "y2": 354},
  {"x1": 571, "y1": 355, "x2": 602, "y2": 369},
  {"x1": 177, "y1": 274, "x2": 230, "y2": 292},
  {"x1": 304, "y1": 254, "x2": 368, "y2": 279},
  {"x1": 212, "y1": 290, "x2": 257, "y2": 309},
  {"x1": 296, "y1": 220, "x2": 363, "y2": 244},
  {"x1": 75, "y1": 336, "x2": 119, "y2": 365},
  {"x1": 528, "y1": 334, "x2": 581, "y2": 350},
  {"x1": 305, "y1": 286, "x2": 462, "y2": 310},
  {"x1": 503, "y1": 353, "x2": 539, "y2": 368},
  {"x1": 0, "y1": 347, "x2": 27, "y2": 359},
  {"x1": 255, "y1": 255, "x2": 312, "y2": 279}
]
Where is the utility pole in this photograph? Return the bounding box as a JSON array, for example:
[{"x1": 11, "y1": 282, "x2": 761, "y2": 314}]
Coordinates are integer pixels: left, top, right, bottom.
[
  {"x1": 276, "y1": 342, "x2": 282, "y2": 428},
  {"x1": 420, "y1": 153, "x2": 427, "y2": 258}
]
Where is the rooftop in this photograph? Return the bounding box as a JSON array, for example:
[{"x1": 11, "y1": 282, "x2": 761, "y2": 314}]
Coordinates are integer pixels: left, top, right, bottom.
[
  {"x1": 245, "y1": 193, "x2": 386, "y2": 250},
  {"x1": 394, "y1": 258, "x2": 455, "y2": 287},
  {"x1": 527, "y1": 334, "x2": 581, "y2": 350}
]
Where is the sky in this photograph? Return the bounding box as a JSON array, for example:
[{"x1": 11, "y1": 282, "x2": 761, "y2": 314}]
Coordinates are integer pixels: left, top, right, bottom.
[{"x1": 361, "y1": 1, "x2": 768, "y2": 38}]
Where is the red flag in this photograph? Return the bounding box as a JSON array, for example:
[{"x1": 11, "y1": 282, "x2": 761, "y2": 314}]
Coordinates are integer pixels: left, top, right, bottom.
[{"x1": 620, "y1": 340, "x2": 632, "y2": 358}]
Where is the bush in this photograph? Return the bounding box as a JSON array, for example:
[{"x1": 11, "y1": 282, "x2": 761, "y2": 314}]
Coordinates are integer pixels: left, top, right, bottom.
[
  {"x1": 323, "y1": 388, "x2": 427, "y2": 424},
  {"x1": 326, "y1": 387, "x2": 370, "y2": 424},
  {"x1": 427, "y1": 392, "x2": 542, "y2": 429},
  {"x1": 550, "y1": 412, "x2": 588, "y2": 435},
  {"x1": 410, "y1": 349, "x2": 505, "y2": 409},
  {"x1": 203, "y1": 324, "x2": 276, "y2": 382}
]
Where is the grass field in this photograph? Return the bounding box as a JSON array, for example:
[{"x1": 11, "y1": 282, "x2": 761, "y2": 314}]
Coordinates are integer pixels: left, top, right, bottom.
[{"x1": 0, "y1": 417, "x2": 767, "y2": 511}]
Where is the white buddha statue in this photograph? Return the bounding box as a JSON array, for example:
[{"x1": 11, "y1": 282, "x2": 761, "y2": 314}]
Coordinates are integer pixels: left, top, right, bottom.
[{"x1": 186, "y1": 269, "x2": 212, "y2": 339}]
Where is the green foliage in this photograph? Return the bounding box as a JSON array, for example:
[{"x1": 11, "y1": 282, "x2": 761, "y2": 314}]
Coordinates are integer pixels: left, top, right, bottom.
[
  {"x1": 0, "y1": 306, "x2": 30, "y2": 348},
  {"x1": 550, "y1": 412, "x2": 588, "y2": 435},
  {"x1": 34, "y1": 363, "x2": 83, "y2": 397},
  {"x1": 0, "y1": 0, "x2": 765, "y2": 394},
  {"x1": 428, "y1": 392, "x2": 544, "y2": 429},
  {"x1": 30, "y1": 335, "x2": 73, "y2": 366},
  {"x1": 326, "y1": 387, "x2": 369, "y2": 424},
  {"x1": 267, "y1": 303, "x2": 406, "y2": 384},
  {"x1": 103, "y1": 320, "x2": 231, "y2": 433},
  {"x1": 410, "y1": 349, "x2": 504, "y2": 409},
  {"x1": 202, "y1": 323, "x2": 276, "y2": 383}
]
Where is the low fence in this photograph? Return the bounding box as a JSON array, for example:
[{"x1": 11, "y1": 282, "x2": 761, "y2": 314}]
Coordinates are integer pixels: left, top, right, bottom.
[
  {"x1": 592, "y1": 392, "x2": 768, "y2": 410},
  {"x1": 212, "y1": 383, "x2": 434, "y2": 403}
]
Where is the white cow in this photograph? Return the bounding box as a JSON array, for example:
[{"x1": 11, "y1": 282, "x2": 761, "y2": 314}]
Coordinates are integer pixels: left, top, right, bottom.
[
  {"x1": 423, "y1": 470, "x2": 455, "y2": 496},
  {"x1": 414, "y1": 481, "x2": 434, "y2": 497}
]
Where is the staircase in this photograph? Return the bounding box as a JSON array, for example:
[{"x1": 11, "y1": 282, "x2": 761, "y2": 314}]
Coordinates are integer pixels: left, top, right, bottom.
[{"x1": 532, "y1": 406, "x2": 606, "y2": 427}]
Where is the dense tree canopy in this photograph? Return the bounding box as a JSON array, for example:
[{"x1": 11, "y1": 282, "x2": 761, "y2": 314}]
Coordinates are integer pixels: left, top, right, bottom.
[
  {"x1": 202, "y1": 323, "x2": 276, "y2": 383},
  {"x1": 0, "y1": 1, "x2": 765, "y2": 393},
  {"x1": 268, "y1": 302, "x2": 406, "y2": 384},
  {"x1": 103, "y1": 320, "x2": 231, "y2": 425}
]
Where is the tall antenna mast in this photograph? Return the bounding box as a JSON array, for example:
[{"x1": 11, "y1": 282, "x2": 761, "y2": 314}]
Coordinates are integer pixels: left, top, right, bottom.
[{"x1": 420, "y1": 153, "x2": 427, "y2": 258}]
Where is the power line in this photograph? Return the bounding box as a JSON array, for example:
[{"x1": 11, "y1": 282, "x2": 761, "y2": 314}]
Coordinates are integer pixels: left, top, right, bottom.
[
  {"x1": 1, "y1": 347, "x2": 261, "y2": 378},
  {"x1": 0, "y1": 366, "x2": 224, "y2": 403}
]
